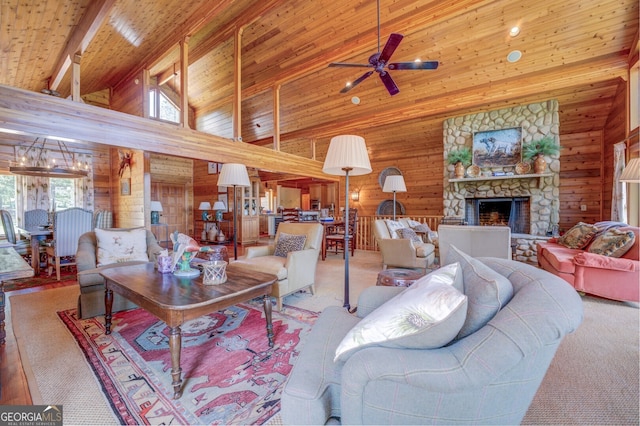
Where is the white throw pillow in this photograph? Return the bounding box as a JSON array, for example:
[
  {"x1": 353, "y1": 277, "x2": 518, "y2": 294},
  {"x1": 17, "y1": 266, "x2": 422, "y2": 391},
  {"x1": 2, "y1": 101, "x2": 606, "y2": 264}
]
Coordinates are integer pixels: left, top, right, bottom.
[
  {"x1": 96, "y1": 228, "x2": 149, "y2": 266},
  {"x1": 385, "y1": 219, "x2": 405, "y2": 239},
  {"x1": 334, "y1": 263, "x2": 467, "y2": 362}
]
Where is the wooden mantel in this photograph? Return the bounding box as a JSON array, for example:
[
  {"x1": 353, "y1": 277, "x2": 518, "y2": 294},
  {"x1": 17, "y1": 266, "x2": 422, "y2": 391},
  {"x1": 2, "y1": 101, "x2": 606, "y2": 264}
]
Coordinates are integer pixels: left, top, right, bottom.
[{"x1": 0, "y1": 84, "x2": 331, "y2": 180}]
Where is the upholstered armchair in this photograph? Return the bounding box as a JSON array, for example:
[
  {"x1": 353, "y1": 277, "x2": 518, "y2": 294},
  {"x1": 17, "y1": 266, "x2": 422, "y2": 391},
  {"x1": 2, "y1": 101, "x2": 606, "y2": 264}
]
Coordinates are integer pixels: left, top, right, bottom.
[
  {"x1": 438, "y1": 224, "x2": 512, "y2": 264},
  {"x1": 76, "y1": 228, "x2": 163, "y2": 318},
  {"x1": 373, "y1": 219, "x2": 436, "y2": 272},
  {"x1": 233, "y1": 222, "x2": 324, "y2": 310}
]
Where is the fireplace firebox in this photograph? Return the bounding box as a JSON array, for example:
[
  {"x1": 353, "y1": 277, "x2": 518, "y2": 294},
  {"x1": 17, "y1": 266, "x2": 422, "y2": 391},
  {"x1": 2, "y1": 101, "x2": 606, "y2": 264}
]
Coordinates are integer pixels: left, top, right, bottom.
[{"x1": 465, "y1": 197, "x2": 530, "y2": 234}]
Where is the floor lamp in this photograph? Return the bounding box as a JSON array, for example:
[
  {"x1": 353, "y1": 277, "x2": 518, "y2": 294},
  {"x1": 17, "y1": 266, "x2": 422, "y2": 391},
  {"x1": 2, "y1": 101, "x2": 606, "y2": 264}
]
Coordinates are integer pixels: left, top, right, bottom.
[
  {"x1": 382, "y1": 175, "x2": 407, "y2": 220},
  {"x1": 323, "y1": 135, "x2": 372, "y2": 311},
  {"x1": 217, "y1": 163, "x2": 250, "y2": 260}
]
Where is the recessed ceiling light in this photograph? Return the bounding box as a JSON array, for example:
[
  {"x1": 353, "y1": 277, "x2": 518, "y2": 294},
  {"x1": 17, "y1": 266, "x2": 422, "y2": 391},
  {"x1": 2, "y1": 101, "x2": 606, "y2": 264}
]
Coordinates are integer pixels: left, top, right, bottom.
[
  {"x1": 509, "y1": 26, "x2": 520, "y2": 37},
  {"x1": 414, "y1": 58, "x2": 422, "y2": 63},
  {"x1": 351, "y1": 96, "x2": 361, "y2": 105},
  {"x1": 507, "y1": 50, "x2": 522, "y2": 63}
]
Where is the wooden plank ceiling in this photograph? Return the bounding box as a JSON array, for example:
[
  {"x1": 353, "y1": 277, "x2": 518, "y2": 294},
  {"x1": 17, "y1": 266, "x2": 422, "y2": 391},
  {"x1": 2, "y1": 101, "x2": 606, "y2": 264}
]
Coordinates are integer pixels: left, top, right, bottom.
[{"x1": 0, "y1": 0, "x2": 638, "y2": 176}]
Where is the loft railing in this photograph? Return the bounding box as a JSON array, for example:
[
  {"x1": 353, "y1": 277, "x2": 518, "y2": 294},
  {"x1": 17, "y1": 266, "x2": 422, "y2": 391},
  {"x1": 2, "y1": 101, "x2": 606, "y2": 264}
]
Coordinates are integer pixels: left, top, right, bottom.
[{"x1": 354, "y1": 215, "x2": 442, "y2": 251}]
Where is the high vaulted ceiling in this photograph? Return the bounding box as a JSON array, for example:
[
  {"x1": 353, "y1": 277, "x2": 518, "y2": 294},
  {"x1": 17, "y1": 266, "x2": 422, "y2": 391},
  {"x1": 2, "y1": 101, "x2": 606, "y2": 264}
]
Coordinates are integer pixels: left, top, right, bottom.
[{"x1": 1, "y1": 0, "x2": 638, "y2": 158}]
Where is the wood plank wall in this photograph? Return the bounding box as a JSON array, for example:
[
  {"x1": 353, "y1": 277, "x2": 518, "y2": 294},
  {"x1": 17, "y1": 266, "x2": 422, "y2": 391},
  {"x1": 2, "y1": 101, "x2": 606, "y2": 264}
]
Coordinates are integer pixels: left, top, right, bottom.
[
  {"x1": 602, "y1": 82, "x2": 628, "y2": 220},
  {"x1": 111, "y1": 147, "x2": 146, "y2": 228},
  {"x1": 559, "y1": 131, "x2": 603, "y2": 230}
]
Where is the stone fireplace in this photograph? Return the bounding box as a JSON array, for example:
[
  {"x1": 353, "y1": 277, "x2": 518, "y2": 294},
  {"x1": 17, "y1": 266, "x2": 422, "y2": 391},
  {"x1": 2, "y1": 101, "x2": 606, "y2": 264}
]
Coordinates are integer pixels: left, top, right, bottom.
[{"x1": 442, "y1": 100, "x2": 560, "y2": 237}]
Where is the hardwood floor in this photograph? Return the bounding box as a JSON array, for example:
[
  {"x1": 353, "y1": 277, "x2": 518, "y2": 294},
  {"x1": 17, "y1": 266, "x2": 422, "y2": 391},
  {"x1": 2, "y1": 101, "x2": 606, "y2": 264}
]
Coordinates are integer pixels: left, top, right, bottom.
[{"x1": 0, "y1": 239, "x2": 270, "y2": 406}]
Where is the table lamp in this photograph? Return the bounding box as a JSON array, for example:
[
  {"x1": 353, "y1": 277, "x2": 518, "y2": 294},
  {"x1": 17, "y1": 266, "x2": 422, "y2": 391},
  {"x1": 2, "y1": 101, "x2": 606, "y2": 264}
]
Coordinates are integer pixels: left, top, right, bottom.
[
  {"x1": 198, "y1": 201, "x2": 212, "y2": 221},
  {"x1": 619, "y1": 157, "x2": 640, "y2": 183},
  {"x1": 213, "y1": 201, "x2": 226, "y2": 221},
  {"x1": 150, "y1": 201, "x2": 163, "y2": 224},
  {"x1": 382, "y1": 175, "x2": 407, "y2": 220},
  {"x1": 217, "y1": 163, "x2": 250, "y2": 260},
  {"x1": 323, "y1": 135, "x2": 372, "y2": 311}
]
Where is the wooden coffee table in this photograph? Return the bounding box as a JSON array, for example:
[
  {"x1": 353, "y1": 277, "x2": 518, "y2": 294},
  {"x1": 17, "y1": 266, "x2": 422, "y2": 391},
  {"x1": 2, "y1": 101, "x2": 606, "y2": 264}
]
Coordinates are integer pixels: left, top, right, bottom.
[{"x1": 100, "y1": 262, "x2": 277, "y2": 399}]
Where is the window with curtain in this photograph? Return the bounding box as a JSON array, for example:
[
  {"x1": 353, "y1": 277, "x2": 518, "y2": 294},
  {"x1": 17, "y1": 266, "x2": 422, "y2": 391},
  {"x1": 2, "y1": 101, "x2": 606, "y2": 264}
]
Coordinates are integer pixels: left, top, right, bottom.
[{"x1": 0, "y1": 174, "x2": 17, "y2": 236}]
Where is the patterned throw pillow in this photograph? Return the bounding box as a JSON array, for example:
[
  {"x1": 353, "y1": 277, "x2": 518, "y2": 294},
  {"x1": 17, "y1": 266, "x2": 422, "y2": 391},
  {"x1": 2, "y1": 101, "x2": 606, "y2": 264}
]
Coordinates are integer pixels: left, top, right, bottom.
[
  {"x1": 96, "y1": 228, "x2": 149, "y2": 266},
  {"x1": 334, "y1": 263, "x2": 467, "y2": 362},
  {"x1": 274, "y1": 232, "x2": 307, "y2": 258},
  {"x1": 445, "y1": 245, "x2": 514, "y2": 340},
  {"x1": 588, "y1": 229, "x2": 636, "y2": 258},
  {"x1": 397, "y1": 227, "x2": 423, "y2": 243},
  {"x1": 557, "y1": 222, "x2": 599, "y2": 249},
  {"x1": 385, "y1": 220, "x2": 405, "y2": 239},
  {"x1": 412, "y1": 223, "x2": 431, "y2": 233}
]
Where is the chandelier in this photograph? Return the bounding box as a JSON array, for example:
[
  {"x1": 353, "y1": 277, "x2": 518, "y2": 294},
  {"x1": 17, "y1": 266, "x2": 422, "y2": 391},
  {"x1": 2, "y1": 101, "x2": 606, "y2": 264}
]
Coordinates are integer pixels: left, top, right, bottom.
[{"x1": 10, "y1": 137, "x2": 89, "y2": 178}]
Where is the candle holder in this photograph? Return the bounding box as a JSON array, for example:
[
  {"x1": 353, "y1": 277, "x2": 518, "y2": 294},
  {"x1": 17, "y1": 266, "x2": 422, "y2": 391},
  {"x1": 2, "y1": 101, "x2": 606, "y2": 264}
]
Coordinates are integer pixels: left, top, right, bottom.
[
  {"x1": 202, "y1": 260, "x2": 227, "y2": 285},
  {"x1": 203, "y1": 260, "x2": 227, "y2": 285}
]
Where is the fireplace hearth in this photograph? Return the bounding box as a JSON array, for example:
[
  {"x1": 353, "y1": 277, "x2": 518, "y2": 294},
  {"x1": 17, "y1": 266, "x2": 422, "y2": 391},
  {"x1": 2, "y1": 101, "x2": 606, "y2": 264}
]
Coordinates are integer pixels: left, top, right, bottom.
[{"x1": 465, "y1": 197, "x2": 530, "y2": 234}]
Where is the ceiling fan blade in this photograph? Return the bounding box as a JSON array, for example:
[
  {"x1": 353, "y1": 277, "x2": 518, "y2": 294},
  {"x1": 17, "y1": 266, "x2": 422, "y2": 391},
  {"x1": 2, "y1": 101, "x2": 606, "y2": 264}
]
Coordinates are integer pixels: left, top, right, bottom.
[
  {"x1": 340, "y1": 71, "x2": 374, "y2": 93},
  {"x1": 329, "y1": 62, "x2": 374, "y2": 68},
  {"x1": 388, "y1": 61, "x2": 439, "y2": 70},
  {"x1": 378, "y1": 33, "x2": 404, "y2": 63},
  {"x1": 379, "y1": 71, "x2": 399, "y2": 96}
]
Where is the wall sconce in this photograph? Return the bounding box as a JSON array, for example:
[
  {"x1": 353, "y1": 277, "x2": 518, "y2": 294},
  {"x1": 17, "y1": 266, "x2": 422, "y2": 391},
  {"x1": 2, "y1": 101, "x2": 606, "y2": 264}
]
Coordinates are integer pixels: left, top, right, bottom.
[{"x1": 351, "y1": 191, "x2": 360, "y2": 202}]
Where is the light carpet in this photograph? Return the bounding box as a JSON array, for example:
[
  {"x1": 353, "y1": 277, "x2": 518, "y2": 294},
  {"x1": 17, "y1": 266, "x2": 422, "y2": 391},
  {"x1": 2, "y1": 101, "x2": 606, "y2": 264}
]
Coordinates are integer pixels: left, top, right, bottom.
[{"x1": 10, "y1": 250, "x2": 640, "y2": 425}]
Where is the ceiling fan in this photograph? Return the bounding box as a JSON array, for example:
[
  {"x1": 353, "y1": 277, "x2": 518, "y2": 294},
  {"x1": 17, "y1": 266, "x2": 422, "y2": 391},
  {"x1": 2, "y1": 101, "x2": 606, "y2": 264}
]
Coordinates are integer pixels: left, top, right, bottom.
[{"x1": 328, "y1": 0, "x2": 439, "y2": 96}]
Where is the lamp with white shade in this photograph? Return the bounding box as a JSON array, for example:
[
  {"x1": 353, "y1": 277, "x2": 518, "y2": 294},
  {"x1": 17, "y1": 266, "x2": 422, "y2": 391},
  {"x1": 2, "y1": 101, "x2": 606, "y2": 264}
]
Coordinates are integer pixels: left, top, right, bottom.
[
  {"x1": 213, "y1": 200, "x2": 226, "y2": 221},
  {"x1": 198, "y1": 201, "x2": 212, "y2": 221},
  {"x1": 382, "y1": 174, "x2": 407, "y2": 220},
  {"x1": 150, "y1": 201, "x2": 163, "y2": 224},
  {"x1": 323, "y1": 134, "x2": 372, "y2": 311},
  {"x1": 217, "y1": 163, "x2": 250, "y2": 260},
  {"x1": 620, "y1": 158, "x2": 640, "y2": 183}
]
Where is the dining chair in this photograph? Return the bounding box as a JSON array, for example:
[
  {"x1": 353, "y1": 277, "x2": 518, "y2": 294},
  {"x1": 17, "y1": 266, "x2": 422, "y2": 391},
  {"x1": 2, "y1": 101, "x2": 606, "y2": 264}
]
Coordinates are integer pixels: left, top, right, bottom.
[
  {"x1": 24, "y1": 209, "x2": 49, "y2": 228},
  {"x1": 46, "y1": 207, "x2": 94, "y2": 280},
  {"x1": 94, "y1": 209, "x2": 113, "y2": 229},
  {"x1": 23, "y1": 208, "x2": 50, "y2": 266},
  {"x1": 0, "y1": 209, "x2": 31, "y2": 257},
  {"x1": 324, "y1": 209, "x2": 357, "y2": 258}
]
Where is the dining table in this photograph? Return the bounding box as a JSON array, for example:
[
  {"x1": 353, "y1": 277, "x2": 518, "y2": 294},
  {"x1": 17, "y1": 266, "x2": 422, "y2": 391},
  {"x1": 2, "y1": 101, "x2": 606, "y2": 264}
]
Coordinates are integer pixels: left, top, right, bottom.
[{"x1": 18, "y1": 226, "x2": 52, "y2": 276}]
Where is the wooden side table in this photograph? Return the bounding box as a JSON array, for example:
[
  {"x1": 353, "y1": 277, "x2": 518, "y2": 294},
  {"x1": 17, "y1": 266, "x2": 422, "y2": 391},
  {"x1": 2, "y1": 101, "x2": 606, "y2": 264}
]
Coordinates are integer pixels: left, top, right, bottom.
[{"x1": 376, "y1": 268, "x2": 426, "y2": 287}]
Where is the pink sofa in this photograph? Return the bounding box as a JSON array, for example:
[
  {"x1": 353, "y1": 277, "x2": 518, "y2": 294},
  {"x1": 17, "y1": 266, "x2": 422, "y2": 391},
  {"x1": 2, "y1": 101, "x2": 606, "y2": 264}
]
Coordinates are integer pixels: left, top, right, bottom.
[{"x1": 537, "y1": 226, "x2": 639, "y2": 302}]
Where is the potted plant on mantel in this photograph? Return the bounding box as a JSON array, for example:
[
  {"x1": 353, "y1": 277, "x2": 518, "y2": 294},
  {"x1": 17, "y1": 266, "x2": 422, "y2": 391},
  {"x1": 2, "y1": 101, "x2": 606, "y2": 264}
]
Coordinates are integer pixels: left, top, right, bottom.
[
  {"x1": 447, "y1": 146, "x2": 472, "y2": 178},
  {"x1": 522, "y1": 136, "x2": 561, "y2": 174}
]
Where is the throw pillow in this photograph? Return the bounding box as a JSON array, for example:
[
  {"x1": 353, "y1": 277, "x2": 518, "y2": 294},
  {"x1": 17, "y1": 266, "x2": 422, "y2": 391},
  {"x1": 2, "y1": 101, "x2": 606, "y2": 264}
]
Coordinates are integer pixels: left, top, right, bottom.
[
  {"x1": 385, "y1": 219, "x2": 405, "y2": 239},
  {"x1": 96, "y1": 228, "x2": 149, "y2": 266},
  {"x1": 412, "y1": 223, "x2": 431, "y2": 233},
  {"x1": 397, "y1": 227, "x2": 422, "y2": 243},
  {"x1": 274, "y1": 232, "x2": 307, "y2": 257},
  {"x1": 588, "y1": 228, "x2": 636, "y2": 258},
  {"x1": 557, "y1": 222, "x2": 598, "y2": 249},
  {"x1": 334, "y1": 263, "x2": 467, "y2": 362},
  {"x1": 445, "y1": 245, "x2": 514, "y2": 340}
]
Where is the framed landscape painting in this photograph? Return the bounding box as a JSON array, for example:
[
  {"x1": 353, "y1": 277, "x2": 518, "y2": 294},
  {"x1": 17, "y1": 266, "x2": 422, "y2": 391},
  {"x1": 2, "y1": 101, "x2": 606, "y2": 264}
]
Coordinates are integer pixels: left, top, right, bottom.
[{"x1": 472, "y1": 127, "x2": 522, "y2": 167}]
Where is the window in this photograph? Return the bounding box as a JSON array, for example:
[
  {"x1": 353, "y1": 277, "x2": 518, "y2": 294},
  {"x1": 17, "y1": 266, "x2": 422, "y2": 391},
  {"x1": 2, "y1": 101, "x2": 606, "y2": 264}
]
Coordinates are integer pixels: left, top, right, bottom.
[
  {"x1": 50, "y1": 178, "x2": 75, "y2": 210},
  {"x1": 0, "y1": 175, "x2": 17, "y2": 236},
  {"x1": 149, "y1": 88, "x2": 180, "y2": 124}
]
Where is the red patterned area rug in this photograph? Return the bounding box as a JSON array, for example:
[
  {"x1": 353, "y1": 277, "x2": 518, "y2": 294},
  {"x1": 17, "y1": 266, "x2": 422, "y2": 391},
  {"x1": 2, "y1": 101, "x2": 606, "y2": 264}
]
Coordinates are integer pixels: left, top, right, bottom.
[
  {"x1": 4, "y1": 266, "x2": 77, "y2": 292},
  {"x1": 58, "y1": 302, "x2": 318, "y2": 425}
]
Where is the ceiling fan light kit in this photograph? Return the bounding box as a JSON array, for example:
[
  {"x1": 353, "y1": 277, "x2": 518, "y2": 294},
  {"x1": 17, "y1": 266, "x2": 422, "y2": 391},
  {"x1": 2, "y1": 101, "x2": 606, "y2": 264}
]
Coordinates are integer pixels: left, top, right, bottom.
[{"x1": 329, "y1": 0, "x2": 438, "y2": 96}]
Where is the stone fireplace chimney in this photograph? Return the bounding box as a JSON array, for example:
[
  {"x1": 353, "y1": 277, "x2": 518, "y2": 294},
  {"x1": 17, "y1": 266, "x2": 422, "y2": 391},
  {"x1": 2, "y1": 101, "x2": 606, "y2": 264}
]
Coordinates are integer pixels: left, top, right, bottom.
[{"x1": 442, "y1": 100, "x2": 560, "y2": 236}]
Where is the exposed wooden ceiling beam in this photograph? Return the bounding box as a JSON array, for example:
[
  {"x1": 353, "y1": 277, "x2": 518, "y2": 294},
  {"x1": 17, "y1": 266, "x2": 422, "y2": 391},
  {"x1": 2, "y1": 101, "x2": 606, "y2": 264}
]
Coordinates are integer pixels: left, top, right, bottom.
[
  {"x1": 0, "y1": 84, "x2": 327, "y2": 179},
  {"x1": 50, "y1": 0, "x2": 116, "y2": 90}
]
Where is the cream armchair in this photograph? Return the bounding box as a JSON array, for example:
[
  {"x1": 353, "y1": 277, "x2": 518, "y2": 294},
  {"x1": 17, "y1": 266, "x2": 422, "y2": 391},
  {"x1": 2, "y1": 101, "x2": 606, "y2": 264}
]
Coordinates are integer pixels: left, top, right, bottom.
[
  {"x1": 373, "y1": 219, "x2": 436, "y2": 272},
  {"x1": 233, "y1": 222, "x2": 324, "y2": 311}
]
